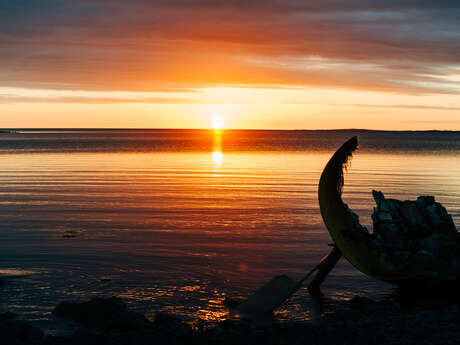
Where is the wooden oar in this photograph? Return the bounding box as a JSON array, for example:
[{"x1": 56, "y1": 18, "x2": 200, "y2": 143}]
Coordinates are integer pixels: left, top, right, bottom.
[{"x1": 236, "y1": 247, "x2": 341, "y2": 314}]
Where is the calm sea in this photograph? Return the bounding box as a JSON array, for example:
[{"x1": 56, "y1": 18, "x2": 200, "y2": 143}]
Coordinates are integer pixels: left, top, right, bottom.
[{"x1": 0, "y1": 129, "x2": 459, "y2": 328}]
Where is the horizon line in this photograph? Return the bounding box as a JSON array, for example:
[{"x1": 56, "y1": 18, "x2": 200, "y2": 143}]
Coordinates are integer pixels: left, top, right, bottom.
[{"x1": 1, "y1": 128, "x2": 459, "y2": 133}]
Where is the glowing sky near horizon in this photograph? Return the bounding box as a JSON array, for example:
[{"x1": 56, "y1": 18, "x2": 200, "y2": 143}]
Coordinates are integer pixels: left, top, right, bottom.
[{"x1": 1, "y1": 1, "x2": 459, "y2": 129}]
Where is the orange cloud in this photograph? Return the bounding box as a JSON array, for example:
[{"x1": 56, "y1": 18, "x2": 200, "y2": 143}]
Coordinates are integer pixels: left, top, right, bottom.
[{"x1": 0, "y1": 0, "x2": 459, "y2": 94}]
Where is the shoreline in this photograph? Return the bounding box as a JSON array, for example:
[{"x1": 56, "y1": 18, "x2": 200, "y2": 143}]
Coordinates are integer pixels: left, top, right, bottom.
[{"x1": 2, "y1": 294, "x2": 460, "y2": 345}]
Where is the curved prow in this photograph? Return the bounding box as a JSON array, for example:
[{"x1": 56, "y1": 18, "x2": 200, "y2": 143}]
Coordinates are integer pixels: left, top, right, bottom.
[{"x1": 318, "y1": 136, "x2": 358, "y2": 225}]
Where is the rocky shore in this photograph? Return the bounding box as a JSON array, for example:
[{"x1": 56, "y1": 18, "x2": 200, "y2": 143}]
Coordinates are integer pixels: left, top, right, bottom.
[{"x1": 2, "y1": 294, "x2": 460, "y2": 345}]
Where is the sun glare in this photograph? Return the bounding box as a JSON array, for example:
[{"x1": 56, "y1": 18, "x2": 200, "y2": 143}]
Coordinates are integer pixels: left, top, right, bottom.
[
  {"x1": 212, "y1": 116, "x2": 224, "y2": 130},
  {"x1": 212, "y1": 151, "x2": 223, "y2": 165}
]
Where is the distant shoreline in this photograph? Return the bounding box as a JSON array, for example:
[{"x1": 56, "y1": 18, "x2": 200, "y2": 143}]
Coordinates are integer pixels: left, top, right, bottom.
[{"x1": 1, "y1": 128, "x2": 459, "y2": 133}]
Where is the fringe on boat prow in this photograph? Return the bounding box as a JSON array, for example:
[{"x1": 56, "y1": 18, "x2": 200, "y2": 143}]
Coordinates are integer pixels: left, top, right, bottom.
[{"x1": 332, "y1": 136, "x2": 359, "y2": 196}]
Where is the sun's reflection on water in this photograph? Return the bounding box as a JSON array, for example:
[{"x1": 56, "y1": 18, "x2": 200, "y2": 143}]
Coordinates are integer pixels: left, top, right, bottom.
[
  {"x1": 212, "y1": 129, "x2": 224, "y2": 166},
  {"x1": 212, "y1": 151, "x2": 223, "y2": 165}
]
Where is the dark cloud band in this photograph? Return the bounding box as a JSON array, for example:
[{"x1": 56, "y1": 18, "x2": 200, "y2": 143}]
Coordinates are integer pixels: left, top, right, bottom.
[{"x1": 0, "y1": 0, "x2": 459, "y2": 93}]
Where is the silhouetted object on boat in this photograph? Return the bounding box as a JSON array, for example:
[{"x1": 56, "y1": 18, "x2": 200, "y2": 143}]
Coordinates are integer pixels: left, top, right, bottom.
[{"x1": 318, "y1": 136, "x2": 459, "y2": 286}]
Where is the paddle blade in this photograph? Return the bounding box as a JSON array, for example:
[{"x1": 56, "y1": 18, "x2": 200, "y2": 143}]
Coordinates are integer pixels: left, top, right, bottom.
[{"x1": 236, "y1": 275, "x2": 298, "y2": 314}]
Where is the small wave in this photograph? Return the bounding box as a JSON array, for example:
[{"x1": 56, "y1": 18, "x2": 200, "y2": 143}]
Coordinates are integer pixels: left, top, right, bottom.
[{"x1": 0, "y1": 269, "x2": 39, "y2": 277}]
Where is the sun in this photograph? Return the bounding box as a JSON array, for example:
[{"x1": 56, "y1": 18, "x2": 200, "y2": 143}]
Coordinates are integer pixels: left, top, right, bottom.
[{"x1": 212, "y1": 116, "x2": 224, "y2": 130}]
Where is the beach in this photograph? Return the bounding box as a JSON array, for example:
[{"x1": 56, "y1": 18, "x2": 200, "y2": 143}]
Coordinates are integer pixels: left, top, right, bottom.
[{"x1": 3, "y1": 294, "x2": 460, "y2": 345}]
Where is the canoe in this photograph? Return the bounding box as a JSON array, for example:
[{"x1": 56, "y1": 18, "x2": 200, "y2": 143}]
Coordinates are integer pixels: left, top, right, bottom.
[{"x1": 318, "y1": 136, "x2": 460, "y2": 286}]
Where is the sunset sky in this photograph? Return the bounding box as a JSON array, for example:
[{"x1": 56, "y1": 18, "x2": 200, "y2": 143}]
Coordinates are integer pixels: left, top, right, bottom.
[{"x1": 1, "y1": 1, "x2": 460, "y2": 129}]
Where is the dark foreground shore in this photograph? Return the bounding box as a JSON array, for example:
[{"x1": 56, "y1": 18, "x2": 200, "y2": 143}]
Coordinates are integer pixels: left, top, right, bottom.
[{"x1": 2, "y1": 294, "x2": 460, "y2": 345}]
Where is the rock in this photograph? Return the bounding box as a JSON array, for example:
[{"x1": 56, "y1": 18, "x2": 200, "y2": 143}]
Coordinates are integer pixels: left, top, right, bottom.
[
  {"x1": 1, "y1": 311, "x2": 18, "y2": 319},
  {"x1": 0, "y1": 313, "x2": 44, "y2": 344},
  {"x1": 350, "y1": 296, "x2": 378, "y2": 311},
  {"x1": 53, "y1": 297, "x2": 150, "y2": 332},
  {"x1": 153, "y1": 312, "x2": 189, "y2": 332},
  {"x1": 223, "y1": 296, "x2": 243, "y2": 309}
]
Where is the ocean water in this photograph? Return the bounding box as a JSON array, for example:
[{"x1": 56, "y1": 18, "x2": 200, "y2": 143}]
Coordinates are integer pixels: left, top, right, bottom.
[{"x1": 0, "y1": 129, "x2": 459, "y2": 329}]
